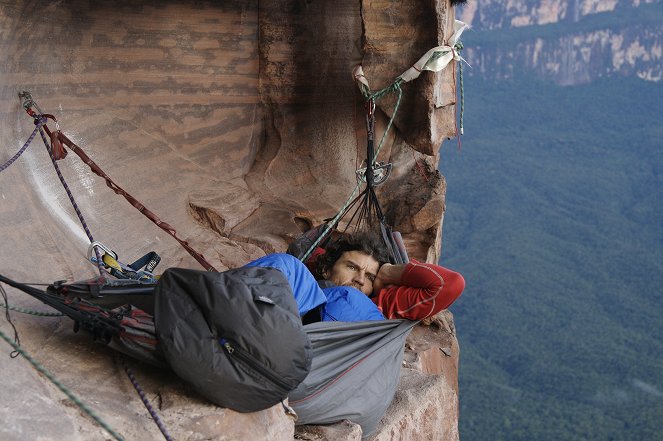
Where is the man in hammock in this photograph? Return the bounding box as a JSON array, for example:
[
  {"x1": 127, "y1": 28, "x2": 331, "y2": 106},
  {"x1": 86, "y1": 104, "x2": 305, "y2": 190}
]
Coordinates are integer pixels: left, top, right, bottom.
[{"x1": 245, "y1": 232, "x2": 464, "y2": 322}]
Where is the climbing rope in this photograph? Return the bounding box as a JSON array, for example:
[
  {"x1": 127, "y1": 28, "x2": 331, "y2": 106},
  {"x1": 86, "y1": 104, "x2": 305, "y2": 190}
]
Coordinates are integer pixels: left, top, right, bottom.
[
  {"x1": 0, "y1": 117, "x2": 45, "y2": 172},
  {"x1": 300, "y1": 21, "x2": 469, "y2": 262},
  {"x1": 5, "y1": 93, "x2": 225, "y2": 439},
  {"x1": 1, "y1": 283, "x2": 20, "y2": 358},
  {"x1": 119, "y1": 357, "x2": 174, "y2": 441},
  {"x1": 0, "y1": 301, "x2": 64, "y2": 317},
  {"x1": 35, "y1": 125, "x2": 107, "y2": 277},
  {"x1": 456, "y1": 41, "x2": 465, "y2": 136},
  {"x1": 18, "y1": 92, "x2": 217, "y2": 272},
  {"x1": 0, "y1": 327, "x2": 125, "y2": 441}
]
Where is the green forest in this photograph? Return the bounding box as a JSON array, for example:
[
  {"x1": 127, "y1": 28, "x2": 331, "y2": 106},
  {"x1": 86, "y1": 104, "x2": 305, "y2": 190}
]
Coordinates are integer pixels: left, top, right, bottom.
[{"x1": 438, "y1": 75, "x2": 663, "y2": 440}]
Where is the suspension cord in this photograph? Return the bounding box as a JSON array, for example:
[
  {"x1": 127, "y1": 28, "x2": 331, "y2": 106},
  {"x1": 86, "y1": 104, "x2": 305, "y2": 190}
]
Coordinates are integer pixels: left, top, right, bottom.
[
  {"x1": 0, "y1": 118, "x2": 45, "y2": 172},
  {"x1": 299, "y1": 83, "x2": 403, "y2": 262},
  {"x1": 36, "y1": 122, "x2": 107, "y2": 277},
  {"x1": 0, "y1": 328, "x2": 125, "y2": 441},
  {"x1": 0, "y1": 301, "x2": 64, "y2": 317},
  {"x1": 119, "y1": 357, "x2": 174, "y2": 441},
  {"x1": 18, "y1": 93, "x2": 217, "y2": 272}
]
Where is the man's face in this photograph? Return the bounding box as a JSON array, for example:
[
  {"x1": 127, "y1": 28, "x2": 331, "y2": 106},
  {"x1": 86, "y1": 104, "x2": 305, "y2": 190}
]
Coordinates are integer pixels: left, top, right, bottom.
[{"x1": 324, "y1": 250, "x2": 380, "y2": 295}]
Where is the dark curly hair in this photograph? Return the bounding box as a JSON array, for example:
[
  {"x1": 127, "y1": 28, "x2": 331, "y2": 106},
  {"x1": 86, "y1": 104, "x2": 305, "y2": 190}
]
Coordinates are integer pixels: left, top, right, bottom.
[{"x1": 316, "y1": 231, "x2": 390, "y2": 279}]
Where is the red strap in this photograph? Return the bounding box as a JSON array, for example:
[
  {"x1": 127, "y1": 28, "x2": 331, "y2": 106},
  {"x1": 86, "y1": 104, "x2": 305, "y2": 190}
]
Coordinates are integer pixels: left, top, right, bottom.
[{"x1": 42, "y1": 125, "x2": 217, "y2": 272}]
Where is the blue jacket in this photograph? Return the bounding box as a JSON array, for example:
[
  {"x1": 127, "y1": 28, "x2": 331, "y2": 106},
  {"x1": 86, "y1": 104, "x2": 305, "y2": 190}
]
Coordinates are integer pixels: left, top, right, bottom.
[
  {"x1": 245, "y1": 253, "x2": 384, "y2": 322},
  {"x1": 321, "y1": 285, "x2": 385, "y2": 322}
]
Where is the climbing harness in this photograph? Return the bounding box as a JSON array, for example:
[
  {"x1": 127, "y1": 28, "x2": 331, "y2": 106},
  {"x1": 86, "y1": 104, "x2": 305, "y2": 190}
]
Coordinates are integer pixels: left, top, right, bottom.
[{"x1": 87, "y1": 242, "x2": 161, "y2": 283}]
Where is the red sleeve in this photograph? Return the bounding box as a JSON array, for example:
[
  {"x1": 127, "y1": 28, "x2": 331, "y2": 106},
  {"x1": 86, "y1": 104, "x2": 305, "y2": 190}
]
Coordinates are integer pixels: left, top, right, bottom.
[{"x1": 372, "y1": 260, "x2": 465, "y2": 320}]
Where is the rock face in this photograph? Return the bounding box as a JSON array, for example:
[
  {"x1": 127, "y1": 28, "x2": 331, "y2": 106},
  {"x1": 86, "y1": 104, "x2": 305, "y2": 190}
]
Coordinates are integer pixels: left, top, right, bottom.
[
  {"x1": 0, "y1": 1, "x2": 462, "y2": 440},
  {"x1": 459, "y1": 0, "x2": 663, "y2": 84}
]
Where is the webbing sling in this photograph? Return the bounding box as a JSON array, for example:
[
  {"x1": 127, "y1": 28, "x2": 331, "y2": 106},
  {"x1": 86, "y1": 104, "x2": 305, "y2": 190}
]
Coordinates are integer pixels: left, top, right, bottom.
[{"x1": 20, "y1": 100, "x2": 217, "y2": 272}]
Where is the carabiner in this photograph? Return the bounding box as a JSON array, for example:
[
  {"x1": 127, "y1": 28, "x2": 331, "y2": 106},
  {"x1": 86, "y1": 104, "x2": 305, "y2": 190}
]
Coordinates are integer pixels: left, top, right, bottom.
[{"x1": 87, "y1": 241, "x2": 118, "y2": 262}]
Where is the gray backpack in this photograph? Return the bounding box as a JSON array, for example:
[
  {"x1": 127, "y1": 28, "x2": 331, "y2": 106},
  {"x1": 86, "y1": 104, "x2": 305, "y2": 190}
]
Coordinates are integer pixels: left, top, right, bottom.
[{"x1": 154, "y1": 266, "x2": 312, "y2": 412}]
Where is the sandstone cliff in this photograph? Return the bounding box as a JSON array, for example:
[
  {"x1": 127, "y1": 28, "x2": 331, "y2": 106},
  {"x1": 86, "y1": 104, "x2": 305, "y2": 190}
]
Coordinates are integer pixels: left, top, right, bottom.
[
  {"x1": 458, "y1": 0, "x2": 663, "y2": 84},
  {"x1": 0, "y1": 1, "x2": 463, "y2": 439}
]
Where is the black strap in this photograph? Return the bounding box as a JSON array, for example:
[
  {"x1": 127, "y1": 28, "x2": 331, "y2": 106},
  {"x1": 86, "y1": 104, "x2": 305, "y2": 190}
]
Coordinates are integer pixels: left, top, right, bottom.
[{"x1": 0, "y1": 273, "x2": 121, "y2": 341}]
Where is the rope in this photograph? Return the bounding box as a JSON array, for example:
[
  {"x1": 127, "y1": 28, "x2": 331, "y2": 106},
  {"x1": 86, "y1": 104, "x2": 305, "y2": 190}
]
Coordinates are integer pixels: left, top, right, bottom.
[
  {"x1": 300, "y1": 78, "x2": 404, "y2": 262},
  {"x1": 0, "y1": 118, "x2": 45, "y2": 172},
  {"x1": 35, "y1": 112, "x2": 217, "y2": 272},
  {"x1": 1, "y1": 283, "x2": 20, "y2": 358},
  {"x1": 372, "y1": 82, "x2": 403, "y2": 159},
  {"x1": 120, "y1": 358, "x2": 174, "y2": 441},
  {"x1": 0, "y1": 301, "x2": 64, "y2": 317},
  {"x1": 20, "y1": 96, "x2": 215, "y2": 273},
  {"x1": 36, "y1": 128, "x2": 107, "y2": 277},
  {"x1": 0, "y1": 327, "x2": 125, "y2": 441},
  {"x1": 456, "y1": 41, "x2": 465, "y2": 136}
]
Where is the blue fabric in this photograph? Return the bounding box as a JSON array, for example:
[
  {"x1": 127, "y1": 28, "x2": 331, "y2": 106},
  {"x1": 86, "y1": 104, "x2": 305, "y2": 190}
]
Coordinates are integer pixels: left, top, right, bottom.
[
  {"x1": 246, "y1": 253, "x2": 385, "y2": 322},
  {"x1": 245, "y1": 253, "x2": 327, "y2": 317},
  {"x1": 322, "y1": 286, "x2": 385, "y2": 322}
]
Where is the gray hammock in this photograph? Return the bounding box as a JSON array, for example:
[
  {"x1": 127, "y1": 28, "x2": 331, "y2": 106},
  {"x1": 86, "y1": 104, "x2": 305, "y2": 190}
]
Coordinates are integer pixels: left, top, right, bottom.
[{"x1": 291, "y1": 319, "x2": 418, "y2": 438}]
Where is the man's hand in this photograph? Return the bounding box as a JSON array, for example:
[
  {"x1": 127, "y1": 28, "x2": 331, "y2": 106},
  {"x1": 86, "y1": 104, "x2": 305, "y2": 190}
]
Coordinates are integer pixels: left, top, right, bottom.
[{"x1": 373, "y1": 263, "x2": 407, "y2": 294}]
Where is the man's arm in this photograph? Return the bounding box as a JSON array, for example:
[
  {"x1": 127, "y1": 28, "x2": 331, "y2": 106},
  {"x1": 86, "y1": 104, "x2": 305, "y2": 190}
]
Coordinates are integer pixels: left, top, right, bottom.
[{"x1": 372, "y1": 261, "x2": 465, "y2": 320}]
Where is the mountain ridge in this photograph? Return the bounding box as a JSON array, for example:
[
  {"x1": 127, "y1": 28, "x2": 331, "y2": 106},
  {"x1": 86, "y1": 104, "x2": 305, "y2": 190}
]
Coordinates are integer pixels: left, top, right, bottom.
[{"x1": 458, "y1": 0, "x2": 663, "y2": 84}]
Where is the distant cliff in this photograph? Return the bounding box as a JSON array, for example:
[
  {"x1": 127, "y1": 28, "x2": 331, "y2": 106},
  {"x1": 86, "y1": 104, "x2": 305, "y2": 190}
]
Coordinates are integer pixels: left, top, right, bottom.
[{"x1": 458, "y1": 0, "x2": 663, "y2": 84}]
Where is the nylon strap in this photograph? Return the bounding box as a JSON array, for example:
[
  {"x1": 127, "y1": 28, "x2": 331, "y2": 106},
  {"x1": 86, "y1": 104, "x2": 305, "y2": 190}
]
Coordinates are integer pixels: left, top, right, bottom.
[
  {"x1": 397, "y1": 19, "x2": 468, "y2": 83},
  {"x1": 41, "y1": 125, "x2": 217, "y2": 272}
]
